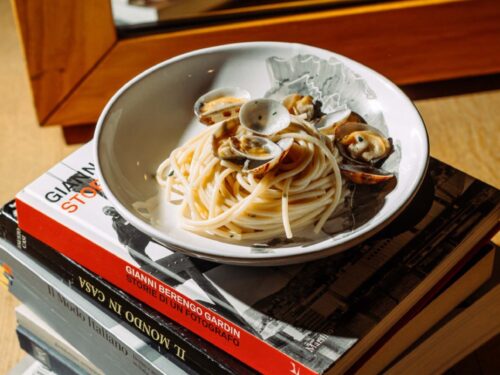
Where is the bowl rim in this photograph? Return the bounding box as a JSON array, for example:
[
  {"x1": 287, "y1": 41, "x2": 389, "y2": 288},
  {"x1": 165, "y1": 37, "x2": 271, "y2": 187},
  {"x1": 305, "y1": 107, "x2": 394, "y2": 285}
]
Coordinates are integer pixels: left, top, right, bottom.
[{"x1": 94, "y1": 41, "x2": 429, "y2": 265}]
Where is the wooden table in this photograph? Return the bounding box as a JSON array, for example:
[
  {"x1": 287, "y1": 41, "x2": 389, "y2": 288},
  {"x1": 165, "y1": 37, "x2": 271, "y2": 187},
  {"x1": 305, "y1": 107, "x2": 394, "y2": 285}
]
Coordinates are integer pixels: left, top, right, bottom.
[{"x1": 0, "y1": 1, "x2": 498, "y2": 374}]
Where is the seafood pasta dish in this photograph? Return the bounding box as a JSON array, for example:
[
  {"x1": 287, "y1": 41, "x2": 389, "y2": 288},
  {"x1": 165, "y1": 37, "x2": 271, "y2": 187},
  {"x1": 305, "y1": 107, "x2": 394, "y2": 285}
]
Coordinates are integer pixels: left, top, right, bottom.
[{"x1": 156, "y1": 87, "x2": 394, "y2": 241}]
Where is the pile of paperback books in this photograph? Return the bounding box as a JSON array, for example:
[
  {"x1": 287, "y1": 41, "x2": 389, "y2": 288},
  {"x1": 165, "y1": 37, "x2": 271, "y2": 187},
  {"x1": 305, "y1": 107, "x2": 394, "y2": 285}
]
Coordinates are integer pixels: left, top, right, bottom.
[{"x1": 1, "y1": 142, "x2": 499, "y2": 375}]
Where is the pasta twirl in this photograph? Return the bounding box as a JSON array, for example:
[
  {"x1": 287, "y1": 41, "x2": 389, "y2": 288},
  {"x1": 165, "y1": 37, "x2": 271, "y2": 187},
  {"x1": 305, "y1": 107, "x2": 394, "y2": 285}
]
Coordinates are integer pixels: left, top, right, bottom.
[
  {"x1": 156, "y1": 124, "x2": 343, "y2": 240},
  {"x1": 156, "y1": 89, "x2": 393, "y2": 242}
]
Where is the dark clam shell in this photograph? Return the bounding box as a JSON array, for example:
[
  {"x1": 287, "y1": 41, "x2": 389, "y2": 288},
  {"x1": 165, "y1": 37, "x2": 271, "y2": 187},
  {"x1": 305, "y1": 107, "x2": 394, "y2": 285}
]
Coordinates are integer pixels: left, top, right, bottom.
[{"x1": 340, "y1": 164, "x2": 394, "y2": 185}]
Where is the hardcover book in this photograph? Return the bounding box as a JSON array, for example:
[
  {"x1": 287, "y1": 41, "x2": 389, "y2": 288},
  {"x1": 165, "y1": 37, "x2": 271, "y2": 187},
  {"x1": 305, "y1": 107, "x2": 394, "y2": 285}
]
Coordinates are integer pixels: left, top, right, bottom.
[
  {"x1": 0, "y1": 202, "x2": 253, "y2": 375},
  {"x1": 0, "y1": 202, "x2": 496, "y2": 375},
  {"x1": 387, "y1": 258, "x2": 500, "y2": 374},
  {"x1": 15, "y1": 142, "x2": 500, "y2": 375},
  {"x1": 355, "y1": 243, "x2": 497, "y2": 374},
  {"x1": 2, "y1": 206, "x2": 496, "y2": 375},
  {"x1": 0, "y1": 238, "x2": 189, "y2": 375}
]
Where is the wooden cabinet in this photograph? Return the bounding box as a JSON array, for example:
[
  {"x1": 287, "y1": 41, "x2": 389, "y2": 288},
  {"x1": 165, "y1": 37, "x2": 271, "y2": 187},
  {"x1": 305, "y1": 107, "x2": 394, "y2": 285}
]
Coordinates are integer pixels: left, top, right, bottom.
[{"x1": 12, "y1": 0, "x2": 500, "y2": 138}]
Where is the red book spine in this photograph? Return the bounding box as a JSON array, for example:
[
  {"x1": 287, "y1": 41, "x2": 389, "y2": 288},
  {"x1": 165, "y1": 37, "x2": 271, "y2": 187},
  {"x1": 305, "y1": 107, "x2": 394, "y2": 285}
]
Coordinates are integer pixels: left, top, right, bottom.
[{"x1": 16, "y1": 198, "x2": 318, "y2": 375}]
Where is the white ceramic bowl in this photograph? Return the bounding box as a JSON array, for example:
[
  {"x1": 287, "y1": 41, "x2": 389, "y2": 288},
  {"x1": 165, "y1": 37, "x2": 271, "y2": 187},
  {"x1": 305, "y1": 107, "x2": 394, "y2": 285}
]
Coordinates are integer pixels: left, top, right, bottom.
[{"x1": 94, "y1": 42, "x2": 428, "y2": 265}]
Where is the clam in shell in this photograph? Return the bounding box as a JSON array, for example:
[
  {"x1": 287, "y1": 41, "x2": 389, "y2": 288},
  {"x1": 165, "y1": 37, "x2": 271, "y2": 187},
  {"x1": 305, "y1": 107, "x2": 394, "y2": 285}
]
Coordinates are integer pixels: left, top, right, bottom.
[
  {"x1": 315, "y1": 108, "x2": 352, "y2": 135},
  {"x1": 335, "y1": 122, "x2": 392, "y2": 164},
  {"x1": 229, "y1": 135, "x2": 293, "y2": 175},
  {"x1": 230, "y1": 135, "x2": 281, "y2": 160},
  {"x1": 315, "y1": 109, "x2": 367, "y2": 135},
  {"x1": 239, "y1": 99, "x2": 290, "y2": 136},
  {"x1": 212, "y1": 118, "x2": 242, "y2": 161},
  {"x1": 282, "y1": 94, "x2": 316, "y2": 120},
  {"x1": 195, "y1": 87, "x2": 250, "y2": 125}
]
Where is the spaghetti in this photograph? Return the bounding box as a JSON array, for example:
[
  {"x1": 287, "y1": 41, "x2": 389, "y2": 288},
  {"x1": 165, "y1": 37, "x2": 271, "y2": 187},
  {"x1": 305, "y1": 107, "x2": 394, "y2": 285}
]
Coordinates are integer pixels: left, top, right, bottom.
[
  {"x1": 156, "y1": 90, "x2": 393, "y2": 241},
  {"x1": 156, "y1": 121, "x2": 343, "y2": 241}
]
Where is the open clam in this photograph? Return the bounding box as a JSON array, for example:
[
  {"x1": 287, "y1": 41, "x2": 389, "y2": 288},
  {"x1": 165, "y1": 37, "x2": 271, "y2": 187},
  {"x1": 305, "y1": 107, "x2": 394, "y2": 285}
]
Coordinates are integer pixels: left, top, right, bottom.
[
  {"x1": 212, "y1": 118, "x2": 242, "y2": 161},
  {"x1": 340, "y1": 164, "x2": 394, "y2": 185},
  {"x1": 230, "y1": 135, "x2": 281, "y2": 160},
  {"x1": 282, "y1": 94, "x2": 316, "y2": 120},
  {"x1": 239, "y1": 99, "x2": 290, "y2": 136},
  {"x1": 195, "y1": 87, "x2": 251, "y2": 125},
  {"x1": 229, "y1": 135, "x2": 293, "y2": 175},
  {"x1": 315, "y1": 108, "x2": 352, "y2": 135},
  {"x1": 315, "y1": 109, "x2": 367, "y2": 135},
  {"x1": 335, "y1": 122, "x2": 392, "y2": 164}
]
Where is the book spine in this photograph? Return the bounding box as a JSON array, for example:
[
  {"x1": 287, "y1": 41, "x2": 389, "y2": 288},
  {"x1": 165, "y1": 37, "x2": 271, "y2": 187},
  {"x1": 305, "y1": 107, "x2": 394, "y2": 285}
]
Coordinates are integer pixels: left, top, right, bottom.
[
  {"x1": 16, "y1": 326, "x2": 85, "y2": 375},
  {"x1": 0, "y1": 238, "x2": 189, "y2": 375},
  {"x1": 0, "y1": 206, "x2": 253, "y2": 375},
  {"x1": 16, "y1": 305, "x2": 104, "y2": 375},
  {"x1": 15, "y1": 197, "x2": 315, "y2": 375}
]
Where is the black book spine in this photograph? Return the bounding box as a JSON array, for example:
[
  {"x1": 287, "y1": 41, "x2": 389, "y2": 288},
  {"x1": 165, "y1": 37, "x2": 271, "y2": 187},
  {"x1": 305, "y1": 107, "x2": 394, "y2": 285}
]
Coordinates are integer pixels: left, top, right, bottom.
[{"x1": 0, "y1": 202, "x2": 254, "y2": 375}]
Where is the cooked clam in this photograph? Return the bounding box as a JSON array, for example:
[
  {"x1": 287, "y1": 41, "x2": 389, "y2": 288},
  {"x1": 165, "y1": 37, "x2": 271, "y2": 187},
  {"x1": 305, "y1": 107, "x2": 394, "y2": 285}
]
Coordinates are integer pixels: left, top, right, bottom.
[
  {"x1": 340, "y1": 164, "x2": 394, "y2": 185},
  {"x1": 212, "y1": 118, "x2": 241, "y2": 160},
  {"x1": 195, "y1": 87, "x2": 251, "y2": 125},
  {"x1": 282, "y1": 94, "x2": 316, "y2": 120},
  {"x1": 346, "y1": 111, "x2": 367, "y2": 124},
  {"x1": 239, "y1": 99, "x2": 290, "y2": 136},
  {"x1": 227, "y1": 135, "x2": 293, "y2": 175},
  {"x1": 335, "y1": 122, "x2": 392, "y2": 163},
  {"x1": 315, "y1": 108, "x2": 352, "y2": 135},
  {"x1": 230, "y1": 135, "x2": 282, "y2": 161}
]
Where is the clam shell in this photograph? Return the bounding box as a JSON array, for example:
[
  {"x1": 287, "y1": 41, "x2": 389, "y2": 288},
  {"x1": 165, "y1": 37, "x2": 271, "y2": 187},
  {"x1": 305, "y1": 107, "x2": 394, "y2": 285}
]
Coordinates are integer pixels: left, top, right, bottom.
[
  {"x1": 237, "y1": 136, "x2": 294, "y2": 175},
  {"x1": 340, "y1": 164, "x2": 394, "y2": 185},
  {"x1": 239, "y1": 99, "x2": 290, "y2": 135},
  {"x1": 230, "y1": 135, "x2": 282, "y2": 161},
  {"x1": 335, "y1": 122, "x2": 383, "y2": 140},
  {"x1": 212, "y1": 118, "x2": 241, "y2": 160},
  {"x1": 315, "y1": 108, "x2": 352, "y2": 134},
  {"x1": 194, "y1": 87, "x2": 250, "y2": 125},
  {"x1": 347, "y1": 111, "x2": 367, "y2": 124},
  {"x1": 335, "y1": 122, "x2": 392, "y2": 164},
  {"x1": 282, "y1": 94, "x2": 315, "y2": 120}
]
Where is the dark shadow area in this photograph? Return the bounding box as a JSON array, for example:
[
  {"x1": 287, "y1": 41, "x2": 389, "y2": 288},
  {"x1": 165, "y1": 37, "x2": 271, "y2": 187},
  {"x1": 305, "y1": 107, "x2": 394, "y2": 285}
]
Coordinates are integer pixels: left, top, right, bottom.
[{"x1": 401, "y1": 73, "x2": 500, "y2": 101}]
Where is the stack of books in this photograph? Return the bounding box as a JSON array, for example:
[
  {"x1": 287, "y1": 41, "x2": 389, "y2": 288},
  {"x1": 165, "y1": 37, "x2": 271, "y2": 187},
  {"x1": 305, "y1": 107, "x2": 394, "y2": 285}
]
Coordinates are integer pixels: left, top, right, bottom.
[{"x1": 1, "y1": 142, "x2": 498, "y2": 375}]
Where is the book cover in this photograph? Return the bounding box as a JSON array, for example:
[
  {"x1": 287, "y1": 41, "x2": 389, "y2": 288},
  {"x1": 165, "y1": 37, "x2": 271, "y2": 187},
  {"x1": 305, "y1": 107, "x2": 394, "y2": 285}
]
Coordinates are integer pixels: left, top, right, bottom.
[
  {"x1": 0, "y1": 238, "x2": 190, "y2": 375},
  {"x1": 353, "y1": 243, "x2": 497, "y2": 374},
  {"x1": 0, "y1": 202, "x2": 254, "y2": 375},
  {"x1": 386, "y1": 248, "x2": 500, "y2": 374},
  {"x1": 387, "y1": 284, "x2": 500, "y2": 374},
  {"x1": 15, "y1": 142, "x2": 500, "y2": 375},
  {"x1": 3, "y1": 204, "x2": 497, "y2": 375}
]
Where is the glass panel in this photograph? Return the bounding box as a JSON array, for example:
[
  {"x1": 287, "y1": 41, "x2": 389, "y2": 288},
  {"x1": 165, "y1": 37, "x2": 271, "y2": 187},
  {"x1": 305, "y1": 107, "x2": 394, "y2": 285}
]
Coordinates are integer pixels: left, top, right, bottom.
[{"x1": 112, "y1": 0, "x2": 397, "y2": 37}]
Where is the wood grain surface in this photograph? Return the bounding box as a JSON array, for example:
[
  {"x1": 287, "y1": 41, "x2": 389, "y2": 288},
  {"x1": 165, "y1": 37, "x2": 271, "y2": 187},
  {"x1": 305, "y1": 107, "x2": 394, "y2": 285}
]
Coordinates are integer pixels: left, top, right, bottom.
[
  {"x1": 45, "y1": 0, "x2": 500, "y2": 126},
  {"x1": 0, "y1": 0, "x2": 498, "y2": 374},
  {"x1": 0, "y1": 3, "x2": 78, "y2": 372},
  {"x1": 12, "y1": 0, "x2": 116, "y2": 123}
]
